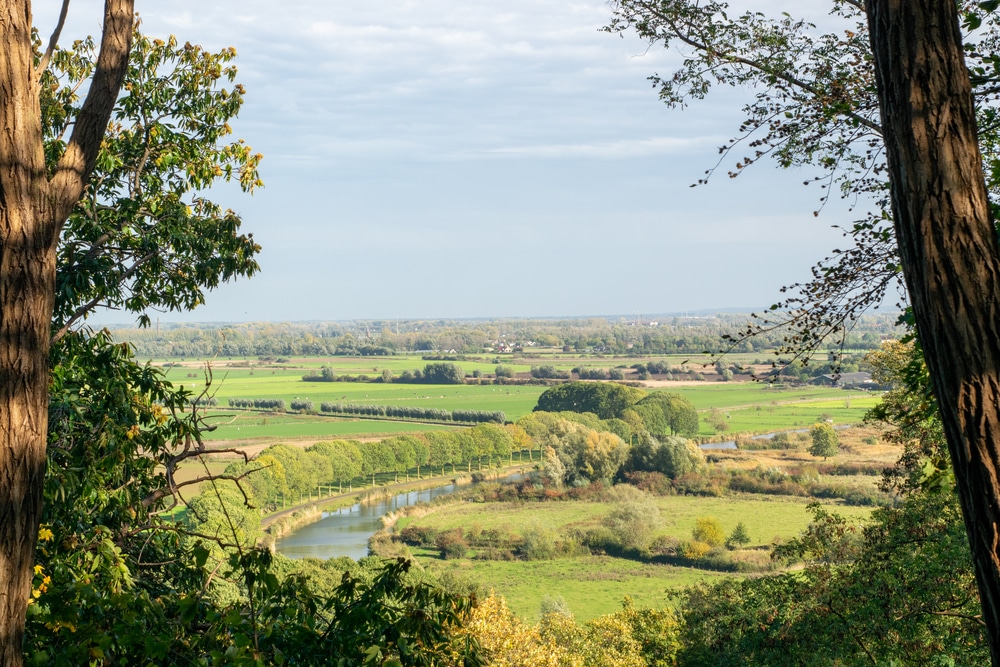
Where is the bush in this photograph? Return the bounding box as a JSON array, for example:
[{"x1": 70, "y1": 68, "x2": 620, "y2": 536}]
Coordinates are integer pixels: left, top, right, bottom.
[
  {"x1": 679, "y1": 540, "x2": 712, "y2": 560},
  {"x1": 648, "y1": 534, "x2": 680, "y2": 556},
  {"x1": 435, "y1": 528, "x2": 469, "y2": 560},
  {"x1": 603, "y1": 487, "x2": 662, "y2": 550},
  {"x1": 693, "y1": 516, "x2": 725, "y2": 547},
  {"x1": 520, "y1": 523, "x2": 558, "y2": 560},
  {"x1": 576, "y1": 526, "x2": 620, "y2": 554},
  {"x1": 398, "y1": 525, "x2": 439, "y2": 547}
]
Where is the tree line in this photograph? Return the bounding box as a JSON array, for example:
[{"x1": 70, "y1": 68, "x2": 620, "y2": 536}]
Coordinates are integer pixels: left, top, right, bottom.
[
  {"x1": 109, "y1": 313, "x2": 901, "y2": 360},
  {"x1": 319, "y1": 403, "x2": 505, "y2": 424}
]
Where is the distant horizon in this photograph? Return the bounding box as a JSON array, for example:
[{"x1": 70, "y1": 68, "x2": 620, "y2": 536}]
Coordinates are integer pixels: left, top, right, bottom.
[
  {"x1": 95, "y1": 308, "x2": 765, "y2": 329},
  {"x1": 93, "y1": 307, "x2": 902, "y2": 330}
]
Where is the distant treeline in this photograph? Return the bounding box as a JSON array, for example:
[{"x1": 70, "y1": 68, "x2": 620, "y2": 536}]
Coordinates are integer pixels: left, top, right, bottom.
[
  {"x1": 228, "y1": 398, "x2": 286, "y2": 410},
  {"x1": 319, "y1": 402, "x2": 505, "y2": 424},
  {"x1": 303, "y1": 362, "x2": 465, "y2": 385},
  {"x1": 109, "y1": 313, "x2": 902, "y2": 359}
]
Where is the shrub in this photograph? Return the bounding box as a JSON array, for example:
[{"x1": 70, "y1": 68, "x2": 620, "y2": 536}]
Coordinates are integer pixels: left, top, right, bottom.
[
  {"x1": 539, "y1": 595, "x2": 572, "y2": 618},
  {"x1": 520, "y1": 523, "x2": 559, "y2": 560},
  {"x1": 693, "y1": 516, "x2": 725, "y2": 547},
  {"x1": 435, "y1": 528, "x2": 469, "y2": 560},
  {"x1": 398, "y1": 525, "x2": 439, "y2": 547},
  {"x1": 679, "y1": 540, "x2": 712, "y2": 560},
  {"x1": 648, "y1": 534, "x2": 680, "y2": 556},
  {"x1": 603, "y1": 487, "x2": 662, "y2": 550}
]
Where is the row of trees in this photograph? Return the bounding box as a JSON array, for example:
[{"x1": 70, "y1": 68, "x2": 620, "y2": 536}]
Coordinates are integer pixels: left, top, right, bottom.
[
  {"x1": 227, "y1": 397, "x2": 286, "y2": 411},
  {"x1": 319, "y1": 402, "x2": 505, "y2": 424},
  {"x1": 302, "y1": 363, "x2": 469, "y2": 385},
  {"x1": 217, "y1": 424, "x2": 533, "y2": 508}
]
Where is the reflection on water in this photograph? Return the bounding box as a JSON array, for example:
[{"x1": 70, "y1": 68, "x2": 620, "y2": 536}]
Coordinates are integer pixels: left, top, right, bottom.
[{"x1": 275, "y1": 483, "x2": 460, "y2": 561}]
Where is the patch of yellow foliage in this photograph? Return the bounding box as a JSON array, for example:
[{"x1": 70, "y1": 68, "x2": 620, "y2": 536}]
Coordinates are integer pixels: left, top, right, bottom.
[{"x1": 459, "y1": 594, "x2": 567, "y2": 667}]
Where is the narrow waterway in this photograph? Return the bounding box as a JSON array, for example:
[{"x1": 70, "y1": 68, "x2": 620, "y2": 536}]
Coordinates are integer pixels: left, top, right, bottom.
[
  {"x1": 275, "y1": 483, "x2": 462, "y2": 560},
  {"x1": 276, "y1": 473, "x2": 524, "y2": 560}
]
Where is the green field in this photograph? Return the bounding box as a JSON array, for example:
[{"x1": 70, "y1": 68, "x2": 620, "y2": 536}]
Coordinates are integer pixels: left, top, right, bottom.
[
  {"x1": 156, "y1": 356, "x2": 881, "y2": 442},
  {"x1": 404, "y1": 494, "x2": 873, "y2": 620}
]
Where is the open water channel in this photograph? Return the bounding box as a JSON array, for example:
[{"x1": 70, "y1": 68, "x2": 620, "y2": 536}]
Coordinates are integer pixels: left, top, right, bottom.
[
  {"x1": 275, "y1": 484, "x2": 462, "y2": 560},
  {"x1": 276, "y1": 474, "x2": 523, "y2": 560}
]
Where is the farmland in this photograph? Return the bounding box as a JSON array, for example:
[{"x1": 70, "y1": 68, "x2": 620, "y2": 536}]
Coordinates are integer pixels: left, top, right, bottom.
[
  {"x1": 154, "y1": 355, "x2": 881, "y2": 442},
  {"x1": 401, "y1": 494, "x2": 875, "y2": 620}
]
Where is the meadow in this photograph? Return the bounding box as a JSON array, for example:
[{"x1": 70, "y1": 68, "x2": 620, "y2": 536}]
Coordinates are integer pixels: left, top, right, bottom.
[
  {"x1": 152, "y1": 355, "x2": 881, "y2": 443},
  {"x1": 400, "y1": 493, "x2": 874, "y2": 620}
]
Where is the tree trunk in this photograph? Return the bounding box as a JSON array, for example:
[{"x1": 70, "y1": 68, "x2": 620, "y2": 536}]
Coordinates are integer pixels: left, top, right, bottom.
[
  {"x1": 0, "y1": 5, "x2": 54, "y2": 661},
  {"x1": 866, "y1": 1, "x2": 1000, "y2": 661}
]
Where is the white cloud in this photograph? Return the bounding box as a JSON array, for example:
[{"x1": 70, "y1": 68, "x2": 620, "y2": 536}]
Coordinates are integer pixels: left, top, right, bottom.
[{"x1": 33, "y1": 0, "x2": 862, "y2": 321}]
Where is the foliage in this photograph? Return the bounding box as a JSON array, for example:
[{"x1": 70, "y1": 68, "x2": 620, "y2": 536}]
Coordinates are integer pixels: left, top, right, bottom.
[
  {"x1": 421, "y1": 362, "x2": 465, "y2": 384},
  {"x1": 603, "y1": 487, "x2": 662, "y2": 550},
  {"x1": 726, "y1": 522, "x2": 751, "y2": 549},
  {"x1": 458, "y1": 594, "x2": 566, "y2": 667},
  {"x1": 677, "y1": 493, "x2": 985, "y2": 665},
  {"x1": 520, "y1": 523, "x2": 559, "y2": 561},
  {"x1": 321, "y1": 401, "x2": 505, "y2": 424},
  {"x1": 691, "y1": 517, "x2": 725, "y2": 548},
  {"x1": 50, "y1": 30, "x2": 261, "y2": 334},
  {"x1": 808, "y1": 423, "x2": 840, "y2": 460},
  {"x1": 623, "y1": 434, "x2": 704, "y2": 480},
  {"x1": 635, "y1": 393, "x2": 699, "y2": 437},
  {"x1": 27, "y1": 29, "x2": 487, "y2": 666},
  {"x1": 535, "y1": 382, "x2": 647, "y2": 420}
]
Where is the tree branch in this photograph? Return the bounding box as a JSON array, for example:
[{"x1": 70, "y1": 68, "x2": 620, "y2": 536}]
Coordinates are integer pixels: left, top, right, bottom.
[
  {"x1": 51, "y1": 248, "x2": 159, "y2": 344},
  {"x1": 48, "y1": 0, "x2": 135, "y2": 237},
  {"x1": 35, "y1": 0, "x2": 72, "y2": 80},
  {"x1": 633, "y1": 0, "x2": 882, "y2": 134}
]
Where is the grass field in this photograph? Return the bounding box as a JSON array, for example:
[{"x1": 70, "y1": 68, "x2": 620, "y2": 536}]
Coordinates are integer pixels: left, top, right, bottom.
[
  {"x1": 405, "y1": 494, "x2": 873, "y2": 620},
  {"x1": 152, "y1": 355, "x2": 881, "y2": 443}
]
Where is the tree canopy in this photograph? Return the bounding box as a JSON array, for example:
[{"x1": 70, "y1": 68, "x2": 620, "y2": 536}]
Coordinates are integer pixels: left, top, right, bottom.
[{"x1": 534, "y1": 382, "x2": 647, "y2": 420}]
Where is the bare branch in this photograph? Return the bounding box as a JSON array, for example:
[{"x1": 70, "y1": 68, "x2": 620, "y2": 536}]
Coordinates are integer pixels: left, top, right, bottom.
[
  {"x1": 633, "y1": 0, "x2": 881, "y2": 134},
  {"x1": 35, "y1": 0, "x2": 72, "y2": 79}
]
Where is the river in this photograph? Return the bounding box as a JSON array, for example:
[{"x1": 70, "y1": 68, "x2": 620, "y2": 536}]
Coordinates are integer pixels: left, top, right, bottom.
[
  {"x1": 276, "y1": 474, "x2": 524, "y2": 560},
  {"x1": 274, "y1": 483, "x2": 463, "y2": 560}
]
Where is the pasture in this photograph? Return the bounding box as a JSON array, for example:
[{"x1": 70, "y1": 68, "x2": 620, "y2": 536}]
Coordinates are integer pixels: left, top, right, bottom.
[
  {"x1": 151, "y1": 355, "x2": 880, "y2": 443},
  {"x1": 404, "y1": 494, "x2": 874, "y2": 620}
]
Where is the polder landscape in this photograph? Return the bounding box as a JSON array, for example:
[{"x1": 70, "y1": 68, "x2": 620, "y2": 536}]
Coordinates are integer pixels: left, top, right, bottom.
[
  {"x1": 80, "y1": 314, "x2": 982, "y2": 665},
  {"x1": 6, "y1": 1, "x2": 997, "y2": 666}
]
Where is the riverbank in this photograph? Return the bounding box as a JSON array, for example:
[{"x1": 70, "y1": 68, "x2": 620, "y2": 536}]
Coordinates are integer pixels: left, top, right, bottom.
[{"x1": 261, "y1": 462, "x2": 536, "y2": 548}]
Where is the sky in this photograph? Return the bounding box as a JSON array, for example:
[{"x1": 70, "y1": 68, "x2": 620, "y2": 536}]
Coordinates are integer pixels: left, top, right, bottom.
[{"x1": 37, "y1": 0, "x2": 868, "y2": 323}]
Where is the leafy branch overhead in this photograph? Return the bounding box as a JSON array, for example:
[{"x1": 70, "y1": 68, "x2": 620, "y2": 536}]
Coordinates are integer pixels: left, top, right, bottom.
[
  {"x1": 606, "y1": 1, "x2": 1000, "y2": 362},
  {"x1": 46, "y1": 26, "x2": 262, "y2": 338}
]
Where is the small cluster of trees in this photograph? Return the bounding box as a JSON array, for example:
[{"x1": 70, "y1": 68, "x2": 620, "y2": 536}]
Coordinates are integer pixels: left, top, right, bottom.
[
  {"x1": 290, "y1": 400, "x2": 313, "y2": 411},
  {"x1": 227, "y1": 397, "x2": 287, "y2": 411},
  {"x1": 534, "y1": 382, "x2": 700, "y2": 437},
  {"x1": 530, "y1": 365, "x2": 570, "y2": 379},
  {"x1": 319, "y1": 402, "x2": 505, "y2": 424},
  {"x1": 397, "y1": 362, "x2": 465, "y2": 384},
  {"x1": 516, "y1": 410, "x2": 704, "y2": 488}
]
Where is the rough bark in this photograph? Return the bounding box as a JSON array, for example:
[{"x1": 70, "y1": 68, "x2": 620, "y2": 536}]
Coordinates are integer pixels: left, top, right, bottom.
[
  {"x1": 0, "y1": 2, "x2": 133, "y2": 664},
  {"x1": 865, "y1": 0, "x2": 1000, "y2": 662}
]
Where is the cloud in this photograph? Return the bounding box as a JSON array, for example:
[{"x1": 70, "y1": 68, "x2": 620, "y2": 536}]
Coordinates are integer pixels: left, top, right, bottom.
[{"x1": 35, "y1": 0, "x2": 864, "y2": 322}]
